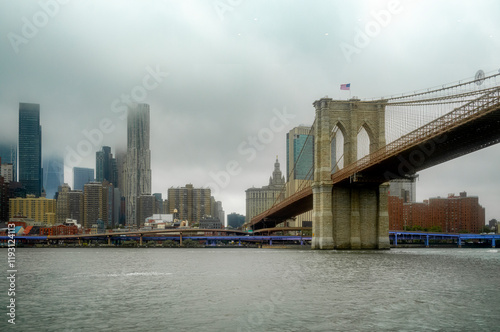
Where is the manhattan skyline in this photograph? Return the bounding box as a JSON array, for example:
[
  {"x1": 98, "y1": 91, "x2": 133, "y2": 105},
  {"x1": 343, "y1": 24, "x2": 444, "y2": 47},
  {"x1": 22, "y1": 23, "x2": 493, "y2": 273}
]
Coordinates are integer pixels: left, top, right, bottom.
[{"x1": 0, "y1": 1, "x2": 499, "y2": 221}]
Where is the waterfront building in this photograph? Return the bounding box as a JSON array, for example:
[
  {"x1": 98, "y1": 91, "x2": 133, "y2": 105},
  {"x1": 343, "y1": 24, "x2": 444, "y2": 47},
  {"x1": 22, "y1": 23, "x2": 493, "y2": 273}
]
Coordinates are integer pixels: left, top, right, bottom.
[
  {"x1": 211, "y1": 199, "x2": 225, "y2": 227},
  {"x1": 9, "y1": 195, "x2": 56, "y2": 224},
  {"x1": 429, "y1": 192, "x2": 485, "y2": 233},
  {"x1": 167, "y1": 184, "x2": 211, "y2": 224},
  {"x1": 388, "y1": 191, "x2": 485, "y2": 233},
  {"x1": 285, "y1": 127, "x2": 314, "y2": 227},
  {"x1": 227, "y1": 212, "x2": 245, "y2": 229},
  {"x1": 19, "y1": 103, "x2": 42, "y2": 197},
  {"x1": 245, "y1": 157, "x2": 286, "y2": 224},
  {"x1": 73, "y1": 167, "x2": 94, "y2": 191},
  {"x1": 83, "y1": 182, "x2": 110, "y2": 229},
  {"x1": 199, "y1": 216, "x2": 223, "y2": 229},
  {"x1": 136, "y1": 194, "x2": 155, "y2": 227},
  {"x1": 124, "y1": 104, "x2": 152, "y2": 227},
  {"x1": 67, "y1": 190, "x2": 84, "y2": 225},
  {"x1": 56, "y1": 183, "x2": 71, "y2": 223}
]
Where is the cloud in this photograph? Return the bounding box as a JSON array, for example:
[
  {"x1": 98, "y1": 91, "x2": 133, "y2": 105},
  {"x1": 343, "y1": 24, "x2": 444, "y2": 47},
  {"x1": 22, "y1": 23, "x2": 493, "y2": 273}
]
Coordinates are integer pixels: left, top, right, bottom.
[{"x1": 0, "y1": 0, "x2": 499, "y2": 221}]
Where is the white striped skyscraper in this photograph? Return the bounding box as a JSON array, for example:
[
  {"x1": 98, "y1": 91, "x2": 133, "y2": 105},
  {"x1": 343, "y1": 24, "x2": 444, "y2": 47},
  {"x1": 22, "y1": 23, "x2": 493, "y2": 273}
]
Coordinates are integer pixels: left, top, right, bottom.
[{"x1": 124, "y1": 103, "x2": 152, "y2": 227}]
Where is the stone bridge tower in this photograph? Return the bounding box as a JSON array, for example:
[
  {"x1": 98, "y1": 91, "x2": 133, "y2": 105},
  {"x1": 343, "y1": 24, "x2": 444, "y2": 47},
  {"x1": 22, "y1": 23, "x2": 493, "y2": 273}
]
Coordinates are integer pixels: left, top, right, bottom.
[{"x1": 312, "y1": 97, "x2": 389, "y2": 250}]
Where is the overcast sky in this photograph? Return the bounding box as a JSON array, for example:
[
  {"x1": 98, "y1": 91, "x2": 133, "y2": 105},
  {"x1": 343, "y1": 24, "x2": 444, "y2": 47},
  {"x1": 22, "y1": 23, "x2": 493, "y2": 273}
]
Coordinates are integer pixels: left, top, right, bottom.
[{"x1": 1, "y1": 0, "x2": 499, "y2": 223}]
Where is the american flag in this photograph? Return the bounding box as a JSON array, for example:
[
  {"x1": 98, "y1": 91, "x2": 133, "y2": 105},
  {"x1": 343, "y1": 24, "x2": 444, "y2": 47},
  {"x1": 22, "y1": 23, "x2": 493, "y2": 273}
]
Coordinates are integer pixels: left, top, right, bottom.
[{"x1": 340, "y1": 83, "x2": 350, "y2": 90}]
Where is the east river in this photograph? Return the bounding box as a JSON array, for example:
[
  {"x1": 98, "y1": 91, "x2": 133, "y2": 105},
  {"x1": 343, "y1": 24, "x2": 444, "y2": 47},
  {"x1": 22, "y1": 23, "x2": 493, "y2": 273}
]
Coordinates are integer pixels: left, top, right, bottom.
[{"x1": 1, "y1": 247, "x2": 500, "y2": 331}]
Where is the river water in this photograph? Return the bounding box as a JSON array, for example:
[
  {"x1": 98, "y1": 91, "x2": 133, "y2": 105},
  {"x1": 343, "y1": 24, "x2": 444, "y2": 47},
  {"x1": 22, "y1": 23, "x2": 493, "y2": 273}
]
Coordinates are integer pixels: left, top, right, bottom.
[{"x1": 1, "y1": 247, "x2": 500, "y2": 331}]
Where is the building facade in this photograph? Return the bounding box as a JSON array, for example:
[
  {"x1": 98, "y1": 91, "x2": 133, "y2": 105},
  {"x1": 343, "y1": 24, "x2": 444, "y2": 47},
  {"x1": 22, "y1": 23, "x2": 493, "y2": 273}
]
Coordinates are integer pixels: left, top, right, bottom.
[
  {"x1": 9, "y1": 195, "x2": 56, "y2": 224},
  {"x1": 19, "y1": 103, "x2": 42, "y2": 197},
  {"x1": 43, "y1": 154, "x2": 64, "y2": 199},
  {"x1": 124, "y1": 104, "x2": 152, "y2": 227},
  {"x1": 388, "y1": 177, "x2": 417, "y2": 203},
  {"x1": 227, "y1": 212, "x2": 245, "y2": 229},
  {"x1": 73, "y1": 167, "x2": 94, "y2": 191},
  {"x1": 83, "y1": 182, "x2": 109, "y2": 229},
  {"x1": 388, "y1": 191, "x2": 485, "y2": 233},
  {"x1": 245, "y1": 157, "x2": 286, "y2": 224},
  {"x1": 67, "y1": 190, "x2": 84, "y2": 225},
  {"x1": 0, "y1": 144, "x2": 17, "y2": 182},
  {"x1": 136, "y1": 195, "x2": 155, "y2": 227},
  {"x1": 167, "y1": 184, "x2": 211, "y2": 224},
  {"x1": 96, "y1": 146, "x2": 118, "y2": 186},
  {"x1": 285, "y1": 127, "x2": 314, "y2": 227},
  {"x1": 56, "y1": 183, "x2": 71, "y2": 224}
]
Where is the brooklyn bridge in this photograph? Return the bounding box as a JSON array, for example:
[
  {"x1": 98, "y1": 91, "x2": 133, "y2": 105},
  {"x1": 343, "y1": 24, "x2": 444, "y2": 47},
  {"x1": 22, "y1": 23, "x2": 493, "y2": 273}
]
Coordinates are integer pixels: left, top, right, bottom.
[{"x1": 247, "y1": 71, "x2": 500, "y2": 249}]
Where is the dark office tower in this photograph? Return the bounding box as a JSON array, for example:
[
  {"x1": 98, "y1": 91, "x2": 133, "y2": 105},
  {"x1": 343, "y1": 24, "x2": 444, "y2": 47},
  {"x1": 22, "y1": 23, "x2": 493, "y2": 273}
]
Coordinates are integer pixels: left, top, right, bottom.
[
  {"x1": 96, "y1": 146, "x2": 117, "y2": 186},
  {"x1": 19, "y1": 103, "x2": 42, "y2": 197},
  {"x1": 73, "y1": 167, "x2": 94, "y2": 191},
  {"x1": 43, "y1": 155, "x2": 64, "y2": 199}
]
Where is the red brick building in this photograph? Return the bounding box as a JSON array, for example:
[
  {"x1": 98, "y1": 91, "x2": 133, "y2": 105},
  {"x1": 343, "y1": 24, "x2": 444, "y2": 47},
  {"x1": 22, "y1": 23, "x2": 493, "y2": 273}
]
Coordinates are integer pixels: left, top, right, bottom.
[{"x1": 388, "y1": 191, "x2": 485, "y2": 233}]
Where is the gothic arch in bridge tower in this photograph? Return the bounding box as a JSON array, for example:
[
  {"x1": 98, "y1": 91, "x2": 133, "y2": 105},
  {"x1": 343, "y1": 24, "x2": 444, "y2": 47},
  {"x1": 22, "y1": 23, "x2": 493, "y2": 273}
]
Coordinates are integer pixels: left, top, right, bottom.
[{"x1": 312, "y1": 97, "x2": 390, "y2": 250}]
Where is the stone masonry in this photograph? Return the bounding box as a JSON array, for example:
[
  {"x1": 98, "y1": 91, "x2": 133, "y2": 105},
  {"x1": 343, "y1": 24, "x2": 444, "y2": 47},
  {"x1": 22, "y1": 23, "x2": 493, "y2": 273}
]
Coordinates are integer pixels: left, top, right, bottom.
[{"x1": 311, "y1": 97, "x2": 389, "y2": 249}]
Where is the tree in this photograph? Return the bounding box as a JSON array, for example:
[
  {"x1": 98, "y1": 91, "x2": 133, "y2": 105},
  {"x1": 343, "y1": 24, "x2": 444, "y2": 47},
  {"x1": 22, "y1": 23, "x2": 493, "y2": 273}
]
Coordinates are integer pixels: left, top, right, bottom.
[
  {"x1": 182, "y1": 239, "x2": 200, "y2": 248},
  {"x1": 162, "y1": 240, "x2": 178, "y2": 248},
  {"x1": 428, "y1": 225, "x2": 442, "y2": 232}
]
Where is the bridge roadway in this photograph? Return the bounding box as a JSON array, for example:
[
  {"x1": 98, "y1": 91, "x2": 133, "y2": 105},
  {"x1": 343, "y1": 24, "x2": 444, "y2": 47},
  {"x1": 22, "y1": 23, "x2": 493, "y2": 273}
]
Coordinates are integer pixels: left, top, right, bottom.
[
  {"x1": 249, "y1": 87, "x2": 500, "y2": 230},
  {"x1": 1, "y1": 230, "x2": 498, "y2": 247},
  {"x1": 1, "y1": 231, "x2": 498, "y2": 248}
]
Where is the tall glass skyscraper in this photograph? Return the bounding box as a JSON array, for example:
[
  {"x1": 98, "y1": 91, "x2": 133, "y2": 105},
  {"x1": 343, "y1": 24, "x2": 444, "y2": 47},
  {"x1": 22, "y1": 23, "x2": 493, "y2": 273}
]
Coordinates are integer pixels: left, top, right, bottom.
[
  {"x1": 19, "y1": 103, "x2": 42, "y2": 197},
  {"x1": 96, "y1": 146, "x2": 117, "y2": 186},
  {"x1": 73, "y1": 167, "x2": 94, "y2": 191},
  {"x1": 285, "y1": 126, "x2": 314, "y2": 227},
  {"x1": 286, "y1": 126, "x2": 314, "y2": 181},
  {"x1": 124, "y1": 103, "x2": 151, "y2": 227},
  {"x1": 43, "y1": 154, "x2": 64, "y2": 199}
]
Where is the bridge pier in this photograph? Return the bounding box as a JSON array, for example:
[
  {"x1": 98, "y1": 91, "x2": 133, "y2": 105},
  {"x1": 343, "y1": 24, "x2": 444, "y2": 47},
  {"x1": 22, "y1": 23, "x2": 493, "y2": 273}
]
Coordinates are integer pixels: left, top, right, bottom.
[
  {"x1": 107, "y1": 236, "x2": 111, "y2": 246},
  {"x1": 492, "y1": 238, "x2": 496, "y2": 248},
  {"x1": 311, "y1": 183, "x2": 334, "y2": 249},
  {"x1": 337, "y1": 183, "x2": 389, "y2": 250},
  {"x1": 139, "y1": 235, "x2": 143, "y2": 246}
]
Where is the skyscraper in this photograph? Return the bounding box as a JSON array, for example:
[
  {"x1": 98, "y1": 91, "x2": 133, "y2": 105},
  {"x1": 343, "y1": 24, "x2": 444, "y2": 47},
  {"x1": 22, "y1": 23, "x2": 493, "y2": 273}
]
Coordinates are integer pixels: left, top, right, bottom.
[
  {"x1": 285, "y1": 126, "x2": 314, "y2": 227},
  {"x1": 124, "y1": 104, "x2": 152, "y2": 227},
  {"x1": 245, "y1": 157, "x2": 286, "y2": 224},
  {"x1": 19, "y1": 103, "x2": 42, "y2": 197},
  {"x1": 286, "y1": 126, "x2": 314, "y2": 182},
  {"x1": 0, "y1": 144, "x2": 17, "y2": 182},
  {"x1": 43, "y1": 154, "x2": 64, "y2": 199},
  {"x1": 167, "y1": 184, "x2": 211, "y2": 224},
  {"x1": 73, "y1": 167, "x2": 94, "y2": 191},
  {"x1": 96, "y1": 146, "x2": 118, "y2": 186}
]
